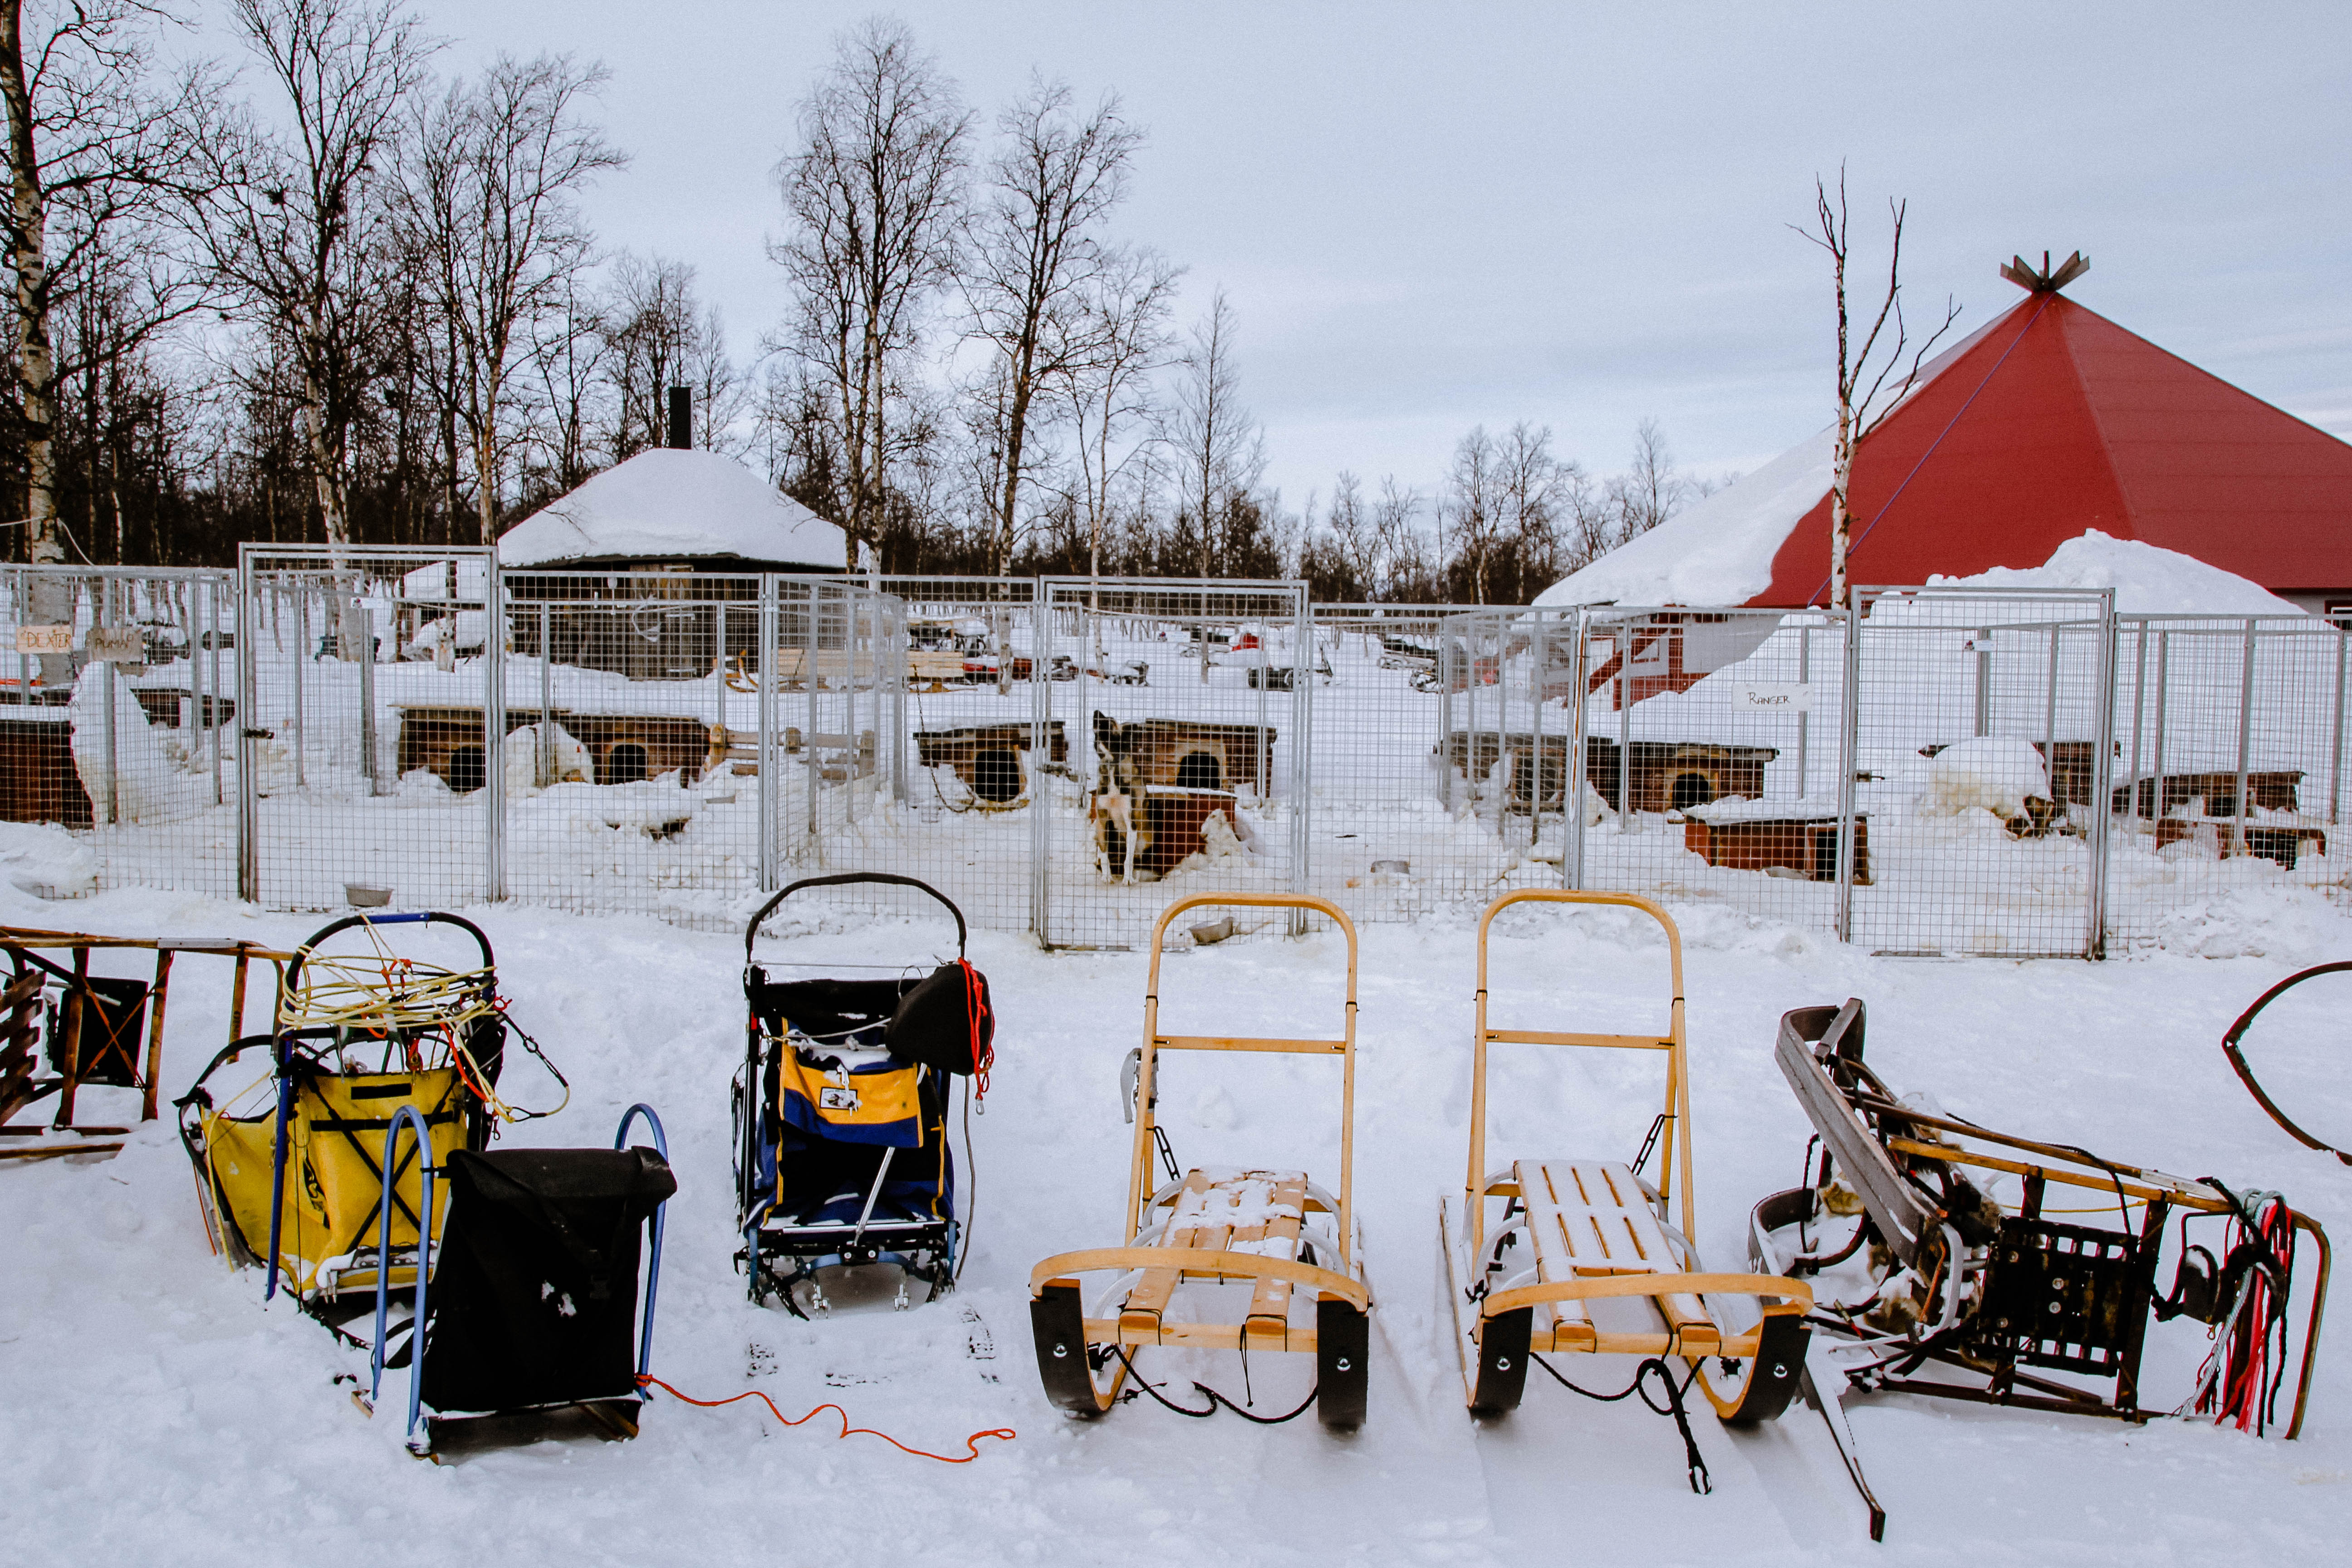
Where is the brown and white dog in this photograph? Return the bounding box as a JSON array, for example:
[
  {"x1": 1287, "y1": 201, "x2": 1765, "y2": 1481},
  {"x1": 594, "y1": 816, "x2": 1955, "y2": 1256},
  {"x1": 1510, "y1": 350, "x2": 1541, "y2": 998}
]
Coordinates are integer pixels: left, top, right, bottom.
[{"x1": 1090, "y1": 712, "x2": 1153, "y2": 882}]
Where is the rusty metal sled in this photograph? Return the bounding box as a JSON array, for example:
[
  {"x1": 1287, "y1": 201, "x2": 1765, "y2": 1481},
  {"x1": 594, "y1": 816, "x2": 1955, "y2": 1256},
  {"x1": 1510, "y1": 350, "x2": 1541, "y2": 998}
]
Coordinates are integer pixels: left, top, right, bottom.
[
  {"x1": 1028, "y1": 892, "x2": 1371, "y2": 1430},
  {"x1": 1439, "y1": 892, "x2": 1814, "y2": 1491}
]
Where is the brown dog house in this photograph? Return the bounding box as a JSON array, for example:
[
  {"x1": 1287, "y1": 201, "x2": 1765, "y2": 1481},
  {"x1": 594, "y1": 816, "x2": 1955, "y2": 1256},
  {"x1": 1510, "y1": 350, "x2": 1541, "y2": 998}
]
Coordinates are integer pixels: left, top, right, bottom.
[
  {"x1": 915, "y1": 721, "x2": 1069, "y2": 805},
  {"x1": 1116, "y1": 719, "x2": 1277, "y2": 795},
  {"x1": 1446, "y1": 733, "x2": 1776, "y2": 815},
  {"x1": 0, "y1": 715, "x2": 93, "y2": 826},
  {"x1": 394, "y1": 705, "x2": 718, "y2": 792},
  {"x1": 1683, "y1": 810, "x2": 1871, "y2": 884},
  {"x1": 2110, "y1": 769, "x2": 2303, "y2": 818},
  {"x1": 1098, "y1": 786, "x2": 1237, "y2": 877}
]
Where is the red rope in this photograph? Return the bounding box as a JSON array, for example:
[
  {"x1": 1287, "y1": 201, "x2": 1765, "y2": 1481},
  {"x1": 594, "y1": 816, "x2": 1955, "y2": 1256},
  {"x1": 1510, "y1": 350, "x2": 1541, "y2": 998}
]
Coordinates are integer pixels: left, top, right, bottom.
[
  {"x1": 636, "y1": 1374, "x2": 1014, "y2": 1463},
  {"x1": 957, "y1": 958, "x2": 994, "y2": 1103}
]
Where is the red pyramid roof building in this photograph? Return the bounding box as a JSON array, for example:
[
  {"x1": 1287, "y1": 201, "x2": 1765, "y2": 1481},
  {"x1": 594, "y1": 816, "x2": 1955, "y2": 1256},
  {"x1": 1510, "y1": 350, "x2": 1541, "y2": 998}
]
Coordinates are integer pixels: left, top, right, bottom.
[{"x1": 1541, "y1": 264, "x2": 2352, "y2": 612}]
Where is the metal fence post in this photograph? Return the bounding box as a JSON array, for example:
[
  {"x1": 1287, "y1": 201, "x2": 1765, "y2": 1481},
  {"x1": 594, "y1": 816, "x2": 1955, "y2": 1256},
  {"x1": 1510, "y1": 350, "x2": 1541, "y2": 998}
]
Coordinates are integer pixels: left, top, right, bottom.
[
  {"x1": 2150, "y1": 629, "x2": 2171, "y2": 823},
  {"x1": 538, "y1": 601, "x2": 554, "y2": 785},
  {"x1": 1836, "y1": 598, "x2": 1862, "y2": 943},
  {"x1": 2086, "y1": 592, "x2": 2117, "y2": 959},
  {"x1": 99, "y1": 580, "x2": 119, "y2": 827},
  {"x1": 757, "y1": 575, "x2": 776, "y2": 890},
  {"x1": 292, "y1": 588, "x2": 306, "y2": 788},
  {"x1": 1291, "y1": 587, "x2": 1313, "y2": 932},
  {"x1": 1029, "y1": 581, "x2": 1053, "y2": 943},
  {"x1": 2232, "y1": 618, "x2": 2257, "y2": 856},
  {"x1": 804, "y1": 581, "x2": 820, "y2": 849},
  {"x1": 1616, "y1": 633, "x2": 1631, "y2": 836},
  {"x1": 1795, "y1": 622, "x2": 1812, "y2": 797},
  {"x1": 236, "y1": 564, "x2": 259, "y2": 902},
  {"x1": 1437, "y1": 630, "x2": 1455, "y2": 811},
  {"x1": 485, "y1": 548, "x2": 506, "y2": 902},
  {"x1": 1974, "y1": 625, "x2": 1991, "y2": 738},
  {"x1": 208, "y1": 578, "x2": 225, "y2": 807},
  {"x1": 2331, "y1": 627, "x2": 2346, "y2": 827},
  {"x1": 2125, "y1": 618, "x2": 2148, "y2": 827},
  {"x1": 1567, "y1": 609, "x2": 1589, "y2": 890}
]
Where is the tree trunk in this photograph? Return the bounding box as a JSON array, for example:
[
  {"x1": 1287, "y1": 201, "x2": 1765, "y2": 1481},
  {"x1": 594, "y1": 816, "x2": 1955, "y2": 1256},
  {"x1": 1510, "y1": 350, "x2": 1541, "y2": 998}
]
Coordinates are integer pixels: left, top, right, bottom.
[
  {"x1": 1830, "y1": 406, "x2": 1853, "y2": 607},
  {"x1": 1, "y1": 2, "x2": 73, "y2": 682}
]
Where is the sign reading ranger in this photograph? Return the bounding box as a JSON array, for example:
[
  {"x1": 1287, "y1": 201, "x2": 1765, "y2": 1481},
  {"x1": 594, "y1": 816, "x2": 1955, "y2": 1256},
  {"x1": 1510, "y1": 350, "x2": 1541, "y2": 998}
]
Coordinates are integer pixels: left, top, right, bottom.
[{"x1": 1730, "y1": 682, "x2": 1812, "y2": 713}]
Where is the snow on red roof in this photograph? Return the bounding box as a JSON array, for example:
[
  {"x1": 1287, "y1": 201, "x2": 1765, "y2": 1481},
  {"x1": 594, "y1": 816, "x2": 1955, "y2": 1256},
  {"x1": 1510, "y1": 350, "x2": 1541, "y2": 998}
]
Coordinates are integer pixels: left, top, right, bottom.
[{"x1": 1542, "y1": 289, "x2": 2352, "y2": 608}]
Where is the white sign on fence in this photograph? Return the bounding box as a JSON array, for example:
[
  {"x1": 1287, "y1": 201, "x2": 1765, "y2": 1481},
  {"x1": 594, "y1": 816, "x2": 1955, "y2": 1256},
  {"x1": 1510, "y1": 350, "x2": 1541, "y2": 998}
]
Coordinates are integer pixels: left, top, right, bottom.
[
  {"x1": 87, "y1": 627, "x2": 145, "y2": 664},
  {"x1": 1731, "y1": 681, "x2": 1813, "y2": 714},
  {"x1": 14, "y1": 624, "x2": 71, "y2": 654}
]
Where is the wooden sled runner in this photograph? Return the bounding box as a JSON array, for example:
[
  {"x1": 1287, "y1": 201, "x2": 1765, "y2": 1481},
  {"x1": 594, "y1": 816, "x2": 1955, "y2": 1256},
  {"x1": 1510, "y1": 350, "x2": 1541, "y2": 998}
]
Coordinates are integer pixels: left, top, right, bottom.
[
  {"x1": 1028, "y1": 892, "x2": 1371, "y2": 1430},
  {"x1": 1440, "y1": 892, "x2": 1813, "y2": 1470}
]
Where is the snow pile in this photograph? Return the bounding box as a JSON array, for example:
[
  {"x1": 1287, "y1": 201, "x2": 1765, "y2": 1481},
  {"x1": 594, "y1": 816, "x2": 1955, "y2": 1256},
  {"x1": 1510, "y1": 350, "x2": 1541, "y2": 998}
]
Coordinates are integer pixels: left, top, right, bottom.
[
  {"x1": 402, "y1": 610, "x2": 508, "y2": 658},
  {"x1": 1926, "y1": 530, "x2": 2303, "y2": 615},
  {"x1": 500, "y1": 722, "x2": 593, "y2": 791},
  {"x1": 1918, "y1": 736, "x2": 2049, "y2": 819},
  {"x1": 1536, "y1": 426, "x2": 1833, "y2": 608},
  {"x1": 498, "y1": 449, "x2": 844, "y2": 569},
  {"x1": 68, "y1": 666, "x2": 188, "y2": 823},
  {"x1": 0, "y1": 821, "x2": 96, "y2": 897}
]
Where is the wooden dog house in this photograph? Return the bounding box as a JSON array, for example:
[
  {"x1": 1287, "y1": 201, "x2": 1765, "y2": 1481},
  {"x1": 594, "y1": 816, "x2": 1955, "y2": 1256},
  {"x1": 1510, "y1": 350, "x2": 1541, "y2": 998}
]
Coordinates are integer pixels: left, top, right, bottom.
[
  {"x1": 1446, "y1": 732, "x2": 1776, "y2": 815},
  {"x1": 0, "y1": 715, "x2": 92, "y2": 826},
  {"x1": 393, "y1": 705, "x2": 717, "y2": 792},
  {"x1": 1682, "y1": 808, "x2": 1871, "y2": 884},
  {"x1": 915, "y1": 721, "x2": 1069, "y2": 805}
]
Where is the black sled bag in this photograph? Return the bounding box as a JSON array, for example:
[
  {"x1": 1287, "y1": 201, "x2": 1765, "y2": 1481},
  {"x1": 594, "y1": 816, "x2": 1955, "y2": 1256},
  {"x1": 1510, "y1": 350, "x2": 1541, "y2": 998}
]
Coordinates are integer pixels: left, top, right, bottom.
[{"x1": 886, "y1": 960, "x2": 994, "y2": 1077}]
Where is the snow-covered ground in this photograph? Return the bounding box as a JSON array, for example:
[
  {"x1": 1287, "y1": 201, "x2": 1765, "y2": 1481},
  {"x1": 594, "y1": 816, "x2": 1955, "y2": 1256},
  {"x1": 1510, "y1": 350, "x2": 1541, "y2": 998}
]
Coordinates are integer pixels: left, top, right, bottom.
[{"x1": 5, "y1": 875, "x2": 2350, "y2": 1566}]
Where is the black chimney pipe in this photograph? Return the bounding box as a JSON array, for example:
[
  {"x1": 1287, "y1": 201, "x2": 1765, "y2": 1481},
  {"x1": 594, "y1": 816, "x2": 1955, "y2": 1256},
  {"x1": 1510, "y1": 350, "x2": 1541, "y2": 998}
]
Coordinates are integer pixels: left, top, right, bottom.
[{"x1": 666, "y1": 386, "x2": 691, "y2": 449}]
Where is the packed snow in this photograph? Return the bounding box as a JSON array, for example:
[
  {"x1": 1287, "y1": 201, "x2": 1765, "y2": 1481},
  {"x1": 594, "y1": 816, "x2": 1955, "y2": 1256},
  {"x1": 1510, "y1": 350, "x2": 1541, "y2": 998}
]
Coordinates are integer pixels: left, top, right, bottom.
[
  {"x1": 1926, "y1": 531, "x2": 2306, "y2": 616},
  {"x1": 497, "y1": 449, "x2": 845, "y2": 570},
  {"x1": 5, "y1": 879, "x2": 2350, "y2": 1566},
  {"x1": 1917, "y1": 736, "x2": 2049, "y2": 819}
]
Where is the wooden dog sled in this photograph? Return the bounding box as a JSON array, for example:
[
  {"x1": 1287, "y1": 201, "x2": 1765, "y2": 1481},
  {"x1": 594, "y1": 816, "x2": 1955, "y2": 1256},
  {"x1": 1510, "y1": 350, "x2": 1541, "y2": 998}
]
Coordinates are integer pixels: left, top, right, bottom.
[{"x1": 1029, "y1": 892, "x2": 1372, "y2": 1430}]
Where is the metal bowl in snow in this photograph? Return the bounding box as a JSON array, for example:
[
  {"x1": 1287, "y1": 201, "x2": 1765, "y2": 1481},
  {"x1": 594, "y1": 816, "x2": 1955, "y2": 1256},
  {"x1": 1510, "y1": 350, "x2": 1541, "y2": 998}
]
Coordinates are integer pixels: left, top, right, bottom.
[
  {"x1": 344, "y1": 883, "x2": 393, "y2": 908},
  {"x1": 1189, "y1": 916, "x2": 1234, "y2": 945},
  {"x1": 1370, "y1": 859, "x2": 1411, "y2": 876}
]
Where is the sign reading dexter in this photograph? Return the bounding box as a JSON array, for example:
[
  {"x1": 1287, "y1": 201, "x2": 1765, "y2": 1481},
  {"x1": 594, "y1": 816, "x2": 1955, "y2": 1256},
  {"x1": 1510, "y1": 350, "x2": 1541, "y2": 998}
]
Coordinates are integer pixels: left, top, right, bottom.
[
  {"x1": 15, "y1": 624, "x2": 72, "y2": 655},
  {"x1": 1731, "y1": 681, "x2": 1812, "y2": 714}
]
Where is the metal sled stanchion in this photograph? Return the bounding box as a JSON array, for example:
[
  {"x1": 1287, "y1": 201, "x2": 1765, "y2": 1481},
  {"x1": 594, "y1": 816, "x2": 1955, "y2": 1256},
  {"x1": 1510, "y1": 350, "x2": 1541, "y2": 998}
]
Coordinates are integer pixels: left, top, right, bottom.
[
  {"x1": 1439, "y1": 892, "x2": 1816, "y2": 1495},
  {"x1": 1027, "y1": 891, "x2": 1372, "y2": 1431},
  {"x1": 1754, "y1": 999, "x2": 2336, "y2": 1535}
]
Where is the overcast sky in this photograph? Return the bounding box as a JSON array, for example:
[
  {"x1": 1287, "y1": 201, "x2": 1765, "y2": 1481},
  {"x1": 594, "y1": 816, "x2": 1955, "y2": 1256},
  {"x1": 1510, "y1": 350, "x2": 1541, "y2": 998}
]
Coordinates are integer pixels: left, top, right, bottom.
[{"x1": 284, "y1": 0, "x2": 2351, "y2": 510}]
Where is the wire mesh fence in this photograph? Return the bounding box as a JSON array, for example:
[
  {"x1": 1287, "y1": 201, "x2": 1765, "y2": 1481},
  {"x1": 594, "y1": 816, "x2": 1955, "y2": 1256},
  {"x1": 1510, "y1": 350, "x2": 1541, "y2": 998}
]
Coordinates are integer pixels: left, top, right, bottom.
[
  {"x1": 1, "y1": 566, "x2": 240, "y2": 900},
  {"x1": 1844, "y1": 588, "x2": 2115, "y2": 956},
  {"x1": 2103, "y1": 612, "x2": 2350, "y2": 948},
  {"x1": 4, "y1": 563, "x2": 2347, "y2": 957}
]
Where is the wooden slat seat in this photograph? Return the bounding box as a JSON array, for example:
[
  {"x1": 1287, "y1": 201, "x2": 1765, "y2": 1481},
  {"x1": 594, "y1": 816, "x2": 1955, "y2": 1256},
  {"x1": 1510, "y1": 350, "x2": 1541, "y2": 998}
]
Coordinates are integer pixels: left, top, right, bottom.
[
  {"x1": 1119, "y1": 1169, "x2": 1311, "y2": 1345},
  {"x1": 1515, "y1": 1158, "x2": 1716, "y2": 1352}
]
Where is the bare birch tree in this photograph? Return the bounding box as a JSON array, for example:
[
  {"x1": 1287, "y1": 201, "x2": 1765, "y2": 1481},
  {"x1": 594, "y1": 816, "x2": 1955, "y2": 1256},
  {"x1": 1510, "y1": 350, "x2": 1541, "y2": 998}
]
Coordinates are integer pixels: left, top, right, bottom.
[
  {"x1": 2, "y1": 0, "x2": 210, "y2": 673},
  {"x1": 1056, "y1": 241, "x2": 1176, "y2": 583},
  {"x1": 1796, "y1": 169, "x2": 1959, "y2": 604},
  {"x1": 401, "y1": 51, "x2": 619, "y2": 543},
  {"x1": 1166, "y1": 286, "x2": 1260, "y2": 582},
  {"x1": 960, "y1": 75, "x2": 1141, "y2": 574},
  {"x1": 770, "y1": 18, "x2": 967, "y2": 566},
  {"x1": 191, "y1": 0, "x2": 433, "y2": 555}
]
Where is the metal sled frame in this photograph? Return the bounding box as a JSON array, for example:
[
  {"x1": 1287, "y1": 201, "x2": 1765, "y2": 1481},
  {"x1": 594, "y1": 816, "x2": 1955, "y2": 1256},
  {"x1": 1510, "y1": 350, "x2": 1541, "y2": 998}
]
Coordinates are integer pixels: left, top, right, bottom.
[
  {"x1": 1759, "y1": 1000, "x2": 2333, "y2": 1437},
  {"x1": 736, "y1": 872, "x2": 966, "y2": 1313},
  {"x1": 1443, "y1": 891, "x2": 1813, "y2": 1425},
  {"x1": 1029, "y1": 892, "x2": 1373, "y2": 1429},
  {"x1": 369, "y1": 1103, "x2": 671, "y2": 1459},
  {"x1": 2, "y1": 928, "x2": 285, "y2": 1161}
]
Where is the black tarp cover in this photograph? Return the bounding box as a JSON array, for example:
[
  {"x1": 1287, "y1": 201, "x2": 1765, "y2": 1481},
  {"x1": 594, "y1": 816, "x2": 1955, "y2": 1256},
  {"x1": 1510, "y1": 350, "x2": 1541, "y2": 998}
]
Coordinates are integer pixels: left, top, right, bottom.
[{"x1": 420, "y1": 1147, "x2": 675, "y2": 1416}]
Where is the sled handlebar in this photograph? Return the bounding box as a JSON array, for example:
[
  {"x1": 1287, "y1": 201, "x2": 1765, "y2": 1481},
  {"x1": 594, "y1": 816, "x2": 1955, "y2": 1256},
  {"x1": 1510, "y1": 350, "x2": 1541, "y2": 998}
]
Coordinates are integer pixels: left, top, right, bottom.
[
  {"x1": 745, "y1": 873, "x2": 968, "y2": 958},
  {"x1": 281, "y1": 910, "x2": 496, "y2": 1001}
]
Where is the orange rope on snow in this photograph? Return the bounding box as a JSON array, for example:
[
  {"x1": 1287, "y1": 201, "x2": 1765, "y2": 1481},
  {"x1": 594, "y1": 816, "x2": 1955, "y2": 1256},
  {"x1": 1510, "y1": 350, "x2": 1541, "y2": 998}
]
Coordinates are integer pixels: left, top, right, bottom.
[{"x1": 635, "y1": 1375, "x2": 1014, "y2": 1464}]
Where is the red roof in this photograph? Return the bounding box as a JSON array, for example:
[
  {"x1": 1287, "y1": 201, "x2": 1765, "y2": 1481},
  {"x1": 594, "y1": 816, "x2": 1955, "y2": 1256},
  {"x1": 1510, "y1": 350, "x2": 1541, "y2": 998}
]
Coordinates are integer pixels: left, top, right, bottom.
[{"x1": 1755, "y1": 292, "x2": 2352, "y2": 606}]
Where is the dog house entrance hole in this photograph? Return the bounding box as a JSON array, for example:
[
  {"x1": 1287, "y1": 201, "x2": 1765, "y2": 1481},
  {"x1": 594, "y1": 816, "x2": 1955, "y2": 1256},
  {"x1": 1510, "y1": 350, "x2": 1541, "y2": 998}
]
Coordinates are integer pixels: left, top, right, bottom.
[
  {"x1": 446, "y1": 745, "x2": 486, "y2": 794},
  {"x1": 1669, "y1": 772, "x2": 1715, "y2": 811},
  {"x1": 1173, "y1": 750, "x2": 1222, "y2": 791},
  {"x1": 972, "y1": 747, "x2": 1024, "y2": 803},
  {"x1": 603, "y1": 742, "x2": 649, "y2": 785}
]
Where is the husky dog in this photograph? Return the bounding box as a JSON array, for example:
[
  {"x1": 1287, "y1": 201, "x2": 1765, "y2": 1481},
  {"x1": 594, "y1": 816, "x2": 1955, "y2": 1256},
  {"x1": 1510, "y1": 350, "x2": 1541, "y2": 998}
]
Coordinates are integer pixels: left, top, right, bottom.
[{"x1": 1090, "y1": 712, "x2": 1152, "y2": 882}]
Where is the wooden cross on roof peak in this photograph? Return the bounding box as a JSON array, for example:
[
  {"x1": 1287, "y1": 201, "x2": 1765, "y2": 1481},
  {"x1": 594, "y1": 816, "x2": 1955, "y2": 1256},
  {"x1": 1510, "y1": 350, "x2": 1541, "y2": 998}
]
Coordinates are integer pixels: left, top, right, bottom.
[{"x1": 2000, "y1": 250, "x2": 2090, "y2": 293}]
